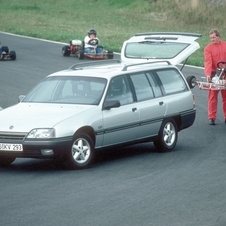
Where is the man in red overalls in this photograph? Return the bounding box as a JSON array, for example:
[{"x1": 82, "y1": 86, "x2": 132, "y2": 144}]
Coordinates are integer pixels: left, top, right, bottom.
[{"x1": 204, "y1": 29, "x2": 226, "y2": 125}]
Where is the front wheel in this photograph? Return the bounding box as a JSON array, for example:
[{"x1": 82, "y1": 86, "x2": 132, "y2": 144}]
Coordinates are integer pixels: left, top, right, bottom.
[
  {"x1": 154, "y1": 119, "x2": 178, "y2": 152},
  {"x1": 64, "y1": 133, "x2": 95, "y2": 170},
  {"x1": 0, "y1": 156, "x2": 16, "y2": 167}
]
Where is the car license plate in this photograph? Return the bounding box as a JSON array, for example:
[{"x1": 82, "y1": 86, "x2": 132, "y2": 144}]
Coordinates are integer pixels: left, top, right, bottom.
[{"x1": 0, "y1": 143, "x2": 23, "y2": 151}]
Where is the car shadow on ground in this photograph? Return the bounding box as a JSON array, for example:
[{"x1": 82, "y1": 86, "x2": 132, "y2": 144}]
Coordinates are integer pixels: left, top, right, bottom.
[
  {"x1": 0, "y1": 158, "x2": 67, "y2": 172},
  {"x1": 0, "y1": 143, "x2": 162, "y2": 172},
  {"x1": 0, "y1": 141, "x2": 191, "y2": 172},
  {"x1": 95, "y1": 142, "x2": 157, "y2": 165}
]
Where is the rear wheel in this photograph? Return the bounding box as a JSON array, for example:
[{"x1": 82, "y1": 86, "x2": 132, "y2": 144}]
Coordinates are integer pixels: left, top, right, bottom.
[
  {"x1": 64, "y1": 133, "x2": 95, "y2": 170},
  {"x1": 0, "y1": 156, "x2": 16, "y2": 167},
  {"x1": 78, "y1": 50, "x2": 84, "y2": 60},
  {"x1": 154, "y1": 119, "x2": 178, "y2": 152},
  {"x1": 107, "y1": 51, "x2": 114, "y2": 59},
  {"x1": 62, "y1": 45, "x2": 71, "y2": 56},
  {"x1": 10, "y1": 51, "x2": 16, "y2": 60}
]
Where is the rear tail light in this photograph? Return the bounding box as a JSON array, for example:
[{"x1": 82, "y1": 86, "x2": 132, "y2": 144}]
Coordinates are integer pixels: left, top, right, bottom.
[{"x1": 192, "y1": 94, "x2": 196, "y2": 109}]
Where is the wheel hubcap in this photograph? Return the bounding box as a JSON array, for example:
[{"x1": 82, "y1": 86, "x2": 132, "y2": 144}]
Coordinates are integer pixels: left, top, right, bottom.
[
  {"x1": 72, "y1": 138, "x2": 90, "y2": 164},
  {"x1": 163, "y1": 123, "x2": 176, "y2": 146}
]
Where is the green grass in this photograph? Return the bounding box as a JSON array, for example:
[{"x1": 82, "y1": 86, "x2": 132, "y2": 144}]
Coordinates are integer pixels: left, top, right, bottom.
[{"x1": 1, "y1": 0, "x2": 226, "y2": 67}]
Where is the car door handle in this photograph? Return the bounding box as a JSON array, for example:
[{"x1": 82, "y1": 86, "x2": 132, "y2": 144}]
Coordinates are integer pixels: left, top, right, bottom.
[
  {"x1": 159, "y1": 101, "x2": 164, "y2": 105},
  {"x1": 132, "y1": 107, "x2": 137, "y2": 112}
]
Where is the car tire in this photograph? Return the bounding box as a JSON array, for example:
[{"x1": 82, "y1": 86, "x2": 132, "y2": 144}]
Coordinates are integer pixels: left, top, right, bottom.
[
  {"x1": 0, "y1": 156, "x2": 16, "y2": 167},
  {"x1": 2, "y1": 46, "x2": 9, "y2": 54},
  {"x1": 62, "y1": 45, "x2": 71, "y2": 56},
  {"x1": 65, "y1": 133, "x2": 95, "y2": 170},
  {"x1": 10, "y1": 51, "x2": 16, "y2": 60},
  {"x1": 78, "y1": 50, "x2": 84, "y2": 60},
  {"x1": 186, "y1": 75, "x2": 196, "y2": 89},
  {"x1": 107, "y1": 51, "x2": 114, "y2": 59},
  {"x1": 154, "y1": 119, "x2": 178, "y2": 152}
]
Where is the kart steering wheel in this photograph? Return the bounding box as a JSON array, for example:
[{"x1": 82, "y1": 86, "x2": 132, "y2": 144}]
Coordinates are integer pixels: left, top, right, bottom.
[
  {"x1": 217, "y1": 61, "x2": 226, "y2": 69},
  {"x1": 88, "y1": 39, "x2": 98, "y2": 46}
]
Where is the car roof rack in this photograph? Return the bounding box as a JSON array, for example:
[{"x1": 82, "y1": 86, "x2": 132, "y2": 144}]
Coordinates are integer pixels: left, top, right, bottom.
[
  {"x1": 68, "y1": 59, "x2": 171, "y2": 72},
  {"x1": 69, "y1": 59, "x2": 121, "y2": 70},
  {"x1": 122, "y1": 61, "x2": 171, "y2": 71},
  {"x1": 135, "y1": 32, "x2": 202, "y2": 38}
]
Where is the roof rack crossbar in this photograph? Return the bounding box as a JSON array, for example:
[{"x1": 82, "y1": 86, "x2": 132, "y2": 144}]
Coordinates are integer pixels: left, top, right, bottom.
[
  {"x1": 122, "y1": 61, "x2": 171, "y2": 71},
  {"x1": 69, "y1": 59, "x2": 121, "y2": 70}
]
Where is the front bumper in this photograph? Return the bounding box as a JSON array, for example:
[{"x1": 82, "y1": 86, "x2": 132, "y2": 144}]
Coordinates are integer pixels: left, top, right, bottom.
[{"x1": 0, "y1": 136, "x2": 73, "y2": 159}]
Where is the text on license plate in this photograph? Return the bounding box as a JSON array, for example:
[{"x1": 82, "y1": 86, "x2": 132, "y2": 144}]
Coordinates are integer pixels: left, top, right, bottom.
[{"x1": 0, "y1": 143, "x2": 23, "y2": 151}]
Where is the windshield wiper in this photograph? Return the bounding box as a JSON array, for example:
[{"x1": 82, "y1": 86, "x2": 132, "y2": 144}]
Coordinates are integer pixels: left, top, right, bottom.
[
  {"x1": 141, "y1": 56, "x2": 156, "y2": 59},
  {"x1": 138, "y1": 41, "x2": 165, "y2": 44}
]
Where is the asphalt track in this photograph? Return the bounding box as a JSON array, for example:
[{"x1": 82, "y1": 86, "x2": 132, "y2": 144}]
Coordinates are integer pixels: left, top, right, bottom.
[{"x1": 0, "y1": 32, "x2": 226, "y2": 226}]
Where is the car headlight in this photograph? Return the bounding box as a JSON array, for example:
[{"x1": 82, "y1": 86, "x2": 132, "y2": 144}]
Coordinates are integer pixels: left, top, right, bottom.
[{"x1": 26, "y1": 128, "x2": 55, "y2": 139}]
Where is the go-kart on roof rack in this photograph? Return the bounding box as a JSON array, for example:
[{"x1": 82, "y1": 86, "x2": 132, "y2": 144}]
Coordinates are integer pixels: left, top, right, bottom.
[{"x1": 69, "y1": 59, "x2": 171, "y2": 71}]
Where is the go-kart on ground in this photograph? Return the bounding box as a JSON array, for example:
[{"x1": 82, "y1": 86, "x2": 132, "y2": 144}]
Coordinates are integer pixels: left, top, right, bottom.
[
  {"x1": 0, "y1": 45, "x2": 16, "y2": 61},
  {"x1": 62, "y1": 39, "x2": 114, "y2": 60}
]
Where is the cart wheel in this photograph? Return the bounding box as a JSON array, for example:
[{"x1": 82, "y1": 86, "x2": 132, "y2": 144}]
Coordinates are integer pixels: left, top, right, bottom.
[
  {"x1": 107, "y1": 51, "x2": 114, "y2": 59},
  {"x1": 154, "y1": 119, "x2": 178, "y2": 152},
  {"x1": 2, "y1": 46, "x2": 9, "y2": 54},
  {"x1": 62, "y1": 45, "x2": 71, "y2": 56},
  {"x1": 186, "y1": 75, "x2": 196, "y2": 89},
  {"x1": 10, "y1": 51, "x2": 16, "y2": 60},
  {"x1": 78, "y1": 50, "x2": 84, "y2": 60}
]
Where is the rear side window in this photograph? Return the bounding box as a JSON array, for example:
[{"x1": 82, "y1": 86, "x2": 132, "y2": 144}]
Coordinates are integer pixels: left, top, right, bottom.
[
  {"x1": 156, "y1": 69, "x2": 187, "y2": 94},
  {"x1": 146, "y1": 72, "x2": 162, "y2": 97},
  {"x1": 130, "y1": 73, "x2": 154, "y2": 101}
]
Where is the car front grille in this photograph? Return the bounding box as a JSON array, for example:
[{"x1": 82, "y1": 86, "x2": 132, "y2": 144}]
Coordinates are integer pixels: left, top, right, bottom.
[{"x1": 0, "y1": 132, "x2": 27, "y2": 141}]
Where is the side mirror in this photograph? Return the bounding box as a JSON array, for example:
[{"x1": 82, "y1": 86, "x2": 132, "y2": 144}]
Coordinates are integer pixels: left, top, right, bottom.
[
  {"x1": 18, "y1": 95, "x2": 26, "y2": 102},
  {"x1": 103, "y1": 100, "x2": 121, "y2": 110}
]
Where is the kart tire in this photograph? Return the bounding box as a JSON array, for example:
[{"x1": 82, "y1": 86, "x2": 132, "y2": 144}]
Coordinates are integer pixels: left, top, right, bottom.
[
  {"x1": 78, "y1": 50, "x2": 84, "y2": 60},
  {"x1": 62, "y1": 45, "x2": 71, "y2": 56},
  {"x1": 2, "y1": 46, "x2": 9, "y2": 54},
  {"x1": 107, "y1": 51, "x2": 114, "y2": 59},
  {"x1": 186, "y1": 75, "x2": 196, "y2": 89},
  {"x1": 10, "y1": 51, "x2": 16, "y2": 60}
]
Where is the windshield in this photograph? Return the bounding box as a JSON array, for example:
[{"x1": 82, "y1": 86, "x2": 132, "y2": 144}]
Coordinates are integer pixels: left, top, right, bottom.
[
  {"x1": 22, "y1": 76, "x2": 107, "y2": 105},
  {"x1": 125, "y1": 42, "x2": 189, "y2": 59}
]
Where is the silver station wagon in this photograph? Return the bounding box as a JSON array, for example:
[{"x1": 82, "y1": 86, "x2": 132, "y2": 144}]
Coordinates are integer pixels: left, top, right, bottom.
[{"x1": 0, "y1": 60, "x2": 196, "y2": 169}]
